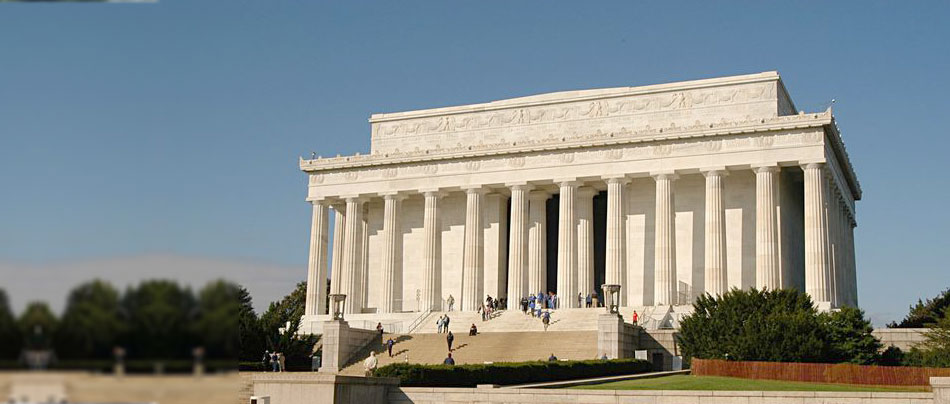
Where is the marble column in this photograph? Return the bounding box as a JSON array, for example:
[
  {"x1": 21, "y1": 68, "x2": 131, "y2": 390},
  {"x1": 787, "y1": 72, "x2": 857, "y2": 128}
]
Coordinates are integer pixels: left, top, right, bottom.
[
  {"x1": 604, "y1": 176, "x2": 628, "y2": 292},
  {"x1": 803, "y1": 163, "x2": 831, "y2": 305},
  {"x1": 360, "y1": 206, "x2": 369, "y2": 309},
  {"x1": 527, "y1": 191, "x2": 549, "y2": 295},
  {"x1": 846, "y1": 216, "x2": 857, "y2": 307},
  {"x1": 462, "y1": 187, "x2": 487, "y2": 312},
  {"x1": 653, "y1": 172, "x2": 677, "y2": 306},
  {"x1": 329, "y1": 204, "x2": 345, "y2": 295},
  {"x1": 305, "y1": 201, "x2": 329, "y2": 316},
  {"x1": 421, "y1": 190, "x2": 443, "y2": 311},
  {"x1": 702, "y1": 169, "x2": 728, "y2": 296},
  {"x1": 379, "y1": 193, "x2": 405, "y2": 313},
  {"x1": 557, "y1": 181, "x2": 580, "y2": 308},
  {"x1": 341, "y1": 197, "x2": 363, "y2": 314},
  {"x1": 576, "y1": 186, "x2": 596, "y2": 302},
  {"x1": 506, "y1": 184, "x2": 531, "y2": 303},
  {"x1": 830, "y1": 192, "x2": 842, "y2": 308},
  {"x1": 755, "y1": 166, "x2": 781, "y2": 290}
]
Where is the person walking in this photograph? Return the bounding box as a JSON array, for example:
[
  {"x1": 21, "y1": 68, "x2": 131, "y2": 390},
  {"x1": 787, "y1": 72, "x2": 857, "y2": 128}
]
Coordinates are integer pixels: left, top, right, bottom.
[
  {"x1": 386, "y1": 337, "x2": 395, "y2": 357},
  {"x1": 444, "y1": 314, "x2": 451, "y2": 332},
  {"x1": 542, "y1": 311, "x2": 551, "y2": 331},
  {"x1": 269, "y1": 351, "x2": 278, "y2": 372},
  {"x1": 436, "y1": 315, "x2": 444, "y2": 333},
  {"x1": 632, "y1": 310, "x2": 639, "y2": 325},
  {"x1": 443, "y1": 352, "x2": 455, "y2": 365},
  {"x1": 586, "y1": 293, "x2": 592, "y2": 308},
  {"x1": 277, "y1": 352, "x2": 286, "y2": 372},
  {"x1": 577, "y1": 292, "x2": 583, "y2": 308},
  {"x1": 446, "y1": 331, "x2": 454, "y2": 351},
  {"x1": 376, "y1": 322, "x2": 384, "y2": 336},
  {"x1": 363, "y1": 352, "x2": 378, "y2": 376},
  {"x1": 447, "y1": 294, "x2": 455, "y2": 312}
]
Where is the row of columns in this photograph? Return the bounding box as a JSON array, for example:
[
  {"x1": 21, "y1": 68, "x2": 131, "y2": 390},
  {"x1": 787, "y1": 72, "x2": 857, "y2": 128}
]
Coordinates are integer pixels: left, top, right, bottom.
[{"x1": 303, "y1": 163, "x2": 857, "y2": 316}]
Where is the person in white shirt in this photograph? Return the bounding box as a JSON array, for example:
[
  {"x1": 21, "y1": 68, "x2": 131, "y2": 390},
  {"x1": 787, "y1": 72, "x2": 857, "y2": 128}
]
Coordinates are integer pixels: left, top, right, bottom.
[{"x1": 364, "y1": 352, "x2": 378, "y2": 376}]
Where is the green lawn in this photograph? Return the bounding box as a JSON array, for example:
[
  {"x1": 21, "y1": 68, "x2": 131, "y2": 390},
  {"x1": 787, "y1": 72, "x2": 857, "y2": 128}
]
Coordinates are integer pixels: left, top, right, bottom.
[{"x1": 571, "y1": 375, "x2": 929, "y2": 392}]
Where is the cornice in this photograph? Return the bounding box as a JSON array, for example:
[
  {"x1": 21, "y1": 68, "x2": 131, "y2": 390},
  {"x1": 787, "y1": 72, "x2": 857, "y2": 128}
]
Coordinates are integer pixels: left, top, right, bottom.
[
  {"x1": 300, "y1": 112, "x2": 832, "y2": 173},
  {"x1": 824, "y1": 112, "x2": 862, "y2": 200}
]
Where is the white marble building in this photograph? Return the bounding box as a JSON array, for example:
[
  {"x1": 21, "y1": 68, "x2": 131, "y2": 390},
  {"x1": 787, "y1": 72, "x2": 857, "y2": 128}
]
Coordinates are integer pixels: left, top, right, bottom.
[{"x1": 299, "y1": 72, "x2": 860, "y2": 328}]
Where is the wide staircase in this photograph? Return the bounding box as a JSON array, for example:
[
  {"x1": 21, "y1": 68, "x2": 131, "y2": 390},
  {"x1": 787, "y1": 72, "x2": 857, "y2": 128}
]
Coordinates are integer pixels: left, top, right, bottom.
[
  {"x1": 411, "y1": 307, "x2": 608, "y2": 334},
  {"x1": 341, "y1": 330, "x2": 597, "y2": 375}
]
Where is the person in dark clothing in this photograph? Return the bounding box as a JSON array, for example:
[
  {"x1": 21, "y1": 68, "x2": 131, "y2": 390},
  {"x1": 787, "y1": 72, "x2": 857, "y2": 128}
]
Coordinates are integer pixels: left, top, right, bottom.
[
  {"x1": 446, "y1": 331, "x2": 454, "y2": 351},
  {"x1": 386, "y1": 337, "x2": 395, "y2": 357},
  {"x1": 548, "y1": 353, "x2": 558, "y2": 362},
  {"x1": 469, "y1": 323, "x2": 478, "y2": 336},
  {"x1": 443, "y1": 352, "x2": 455, "y2": 365}
]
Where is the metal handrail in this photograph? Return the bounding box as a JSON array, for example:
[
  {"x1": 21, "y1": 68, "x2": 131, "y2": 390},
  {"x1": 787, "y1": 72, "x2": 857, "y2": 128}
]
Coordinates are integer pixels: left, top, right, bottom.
[{"x1": 405, "y1": 309, "x2": 432, "y2": 334}]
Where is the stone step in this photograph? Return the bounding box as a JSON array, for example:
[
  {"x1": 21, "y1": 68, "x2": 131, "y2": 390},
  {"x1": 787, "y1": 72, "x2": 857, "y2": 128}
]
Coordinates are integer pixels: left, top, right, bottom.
[{"x1": 341, "y1": 330, "x2": 598, "y2": 376}]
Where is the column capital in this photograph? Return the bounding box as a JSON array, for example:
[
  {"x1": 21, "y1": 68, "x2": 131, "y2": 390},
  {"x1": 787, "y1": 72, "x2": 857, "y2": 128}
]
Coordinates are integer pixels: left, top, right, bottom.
[
  {"x1": 528, "y1": 190, "x2": 550, "y2": 201},
  {"x1": 650, "y1": 171, "x2": 679, "y2": 181},
  {"x1": 700, "y1": 167, "x2": 729, "y2": 177},
  {"x1": 341, "y1": 195, "x2": 366, "y2": 203},
  {"x1": 800, "y1": 161, "x2": 826, "y2": 170},
  {"x1": 602, "y1": 175, "x2": 631, "y2": 185},
  {"x1": 752, "y1": 164, "x2": 780, "y2": 173},
  {"x1": 420, "y1": 188, "x2": 447, "y2": 198},
  {"x1": 381, "y1": 192, "x2": 408, "y2": 201},
  {"x1": 577, "y1": 186, "x2": 597, "y2": 198},
  {"x1": 554, "y1": 178, "x2": 583, "y2": 187},
  {"x1": 307, "y1": 198, "x2": 330, "y2": 206},
  {"x1": 505, "y1": 182, "x2": 534, "y2": 192},
  {"x1": 462, "y1": 185, "x2": 490, "y2": 195}
]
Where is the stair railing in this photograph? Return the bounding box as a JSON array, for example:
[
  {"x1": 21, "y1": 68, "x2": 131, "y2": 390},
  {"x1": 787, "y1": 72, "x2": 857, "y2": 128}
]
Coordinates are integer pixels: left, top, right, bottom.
[{"x1": 405, "y1": 309, "x2": 432, "y2": 334}]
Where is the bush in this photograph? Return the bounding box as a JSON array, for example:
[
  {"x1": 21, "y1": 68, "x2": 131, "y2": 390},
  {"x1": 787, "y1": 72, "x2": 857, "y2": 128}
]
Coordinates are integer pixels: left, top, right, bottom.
[
  {"x1": 373, "y1": 358, "x2": 652, "y2": 387},
  {"x1": 679, "y1": 288, "x2": 831, "y2": 363}
]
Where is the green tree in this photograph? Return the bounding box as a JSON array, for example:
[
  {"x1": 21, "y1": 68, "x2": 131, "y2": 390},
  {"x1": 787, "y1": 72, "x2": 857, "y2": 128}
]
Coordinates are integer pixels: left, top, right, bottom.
[
  {"x1": 820, "y1": 306, "x2": 882, "y2": 365},
  {"x1": 190, "y1": 280, "x2": 242, "y2": 360},
  {"x1": 678, "y1": 288, "x2": 830, "y2": 363},
  {"x1": 259, "y1": 282, "x2": 316, "y2": 370},
  {"x1": 54, "y1": 280, "x2": 125, "y2": 359},
  {"x1": 18, "y1": 302, "x2": 58, "y2": 350},
  {"x1": 238, "y1": 286, "x2": 265, "y2": 362},
  {"x1": 904, "y1": 310, "x2": 950, "y2": 367},
  {"x1": 0, "y1": 289, "x2": 22, "y2": 359},
  {"x1": 121, "y1": 280, "x2": 196, "y2": 359},
  {"x1": 889, "y1": 288, "x2": 950, "y2": 328}
]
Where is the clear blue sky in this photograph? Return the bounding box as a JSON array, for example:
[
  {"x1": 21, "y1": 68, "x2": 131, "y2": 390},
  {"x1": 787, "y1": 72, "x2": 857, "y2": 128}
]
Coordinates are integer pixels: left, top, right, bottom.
[{"x1": 1, "y1": 1, "x2": 947, "y2": 324}]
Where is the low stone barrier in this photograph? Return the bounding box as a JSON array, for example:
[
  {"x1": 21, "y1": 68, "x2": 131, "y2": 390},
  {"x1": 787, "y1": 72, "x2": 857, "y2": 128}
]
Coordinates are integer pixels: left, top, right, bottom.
[{"x1": 390, "y1": 387, "x2": 934, "y2": 404}]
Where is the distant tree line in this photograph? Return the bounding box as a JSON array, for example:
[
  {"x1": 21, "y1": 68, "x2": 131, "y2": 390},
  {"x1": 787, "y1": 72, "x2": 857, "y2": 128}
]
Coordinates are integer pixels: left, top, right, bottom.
[{"x1": 0, "y1": 278, "x2": 318, "y2": 371}]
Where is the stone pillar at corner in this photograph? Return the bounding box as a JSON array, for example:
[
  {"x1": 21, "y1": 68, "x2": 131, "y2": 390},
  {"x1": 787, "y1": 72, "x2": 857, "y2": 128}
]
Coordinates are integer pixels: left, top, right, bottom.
[
  {"x1": 803, "y1": 163, "x2": 831, "y2": 306},
  {"x1": 653, "y1": 172, "x2": 677, "y2": 306},
  {"x1": 340, "y1": 197, "x2": 364, "y2": 314},
  {"x1": 604, "y1": 176, "x2": 629, "y2": 294},
  {"x1": 557, "y1": 180, "x2": 580, "y2": 308},
  {"x1": 461, "y1": 187, "x2": 487, "y2": 312},
  {"x1": 576, "y1": 186, "x2": 596, "y2": 301},
  {"x1": 527, "y1": 191, "x2": 549, "y2": 295},
  {"x1": 755, "y1": 165, "x2": 781, "y2": 291},
  {"x1": 379, "y1": 193, "x2": 405, "y2": 313},
  {"x1": 702, "y1": 169, "x2": 728, "y2": 296},
  {"x1": 304, "y1": 201, "x2": 329, "y2": 317},
  {"x1": 421, "y1": 190, "x2": 443, "y2": 311},
  {"x1": 506, "y1": 183, "x2": 531, "y2": 304},
  {"x1": 328, "y1": 204, "x2": 345, "y2": 295}
]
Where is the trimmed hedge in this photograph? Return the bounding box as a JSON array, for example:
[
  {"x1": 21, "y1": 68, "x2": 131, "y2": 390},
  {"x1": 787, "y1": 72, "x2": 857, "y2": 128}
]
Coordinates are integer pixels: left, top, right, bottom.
[{"x1": 373, "y1": 358, "x2": 652, "y2": 387}]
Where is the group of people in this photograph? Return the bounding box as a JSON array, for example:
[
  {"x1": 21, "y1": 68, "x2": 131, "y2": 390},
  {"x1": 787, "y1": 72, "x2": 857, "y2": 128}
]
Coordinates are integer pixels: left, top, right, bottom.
[
  {"x1": 578, "y1": 291, "x2": 602, "y2": 308},
  {"x1": 478, "y1": 295, "x2": 502, "y2": 321},
  {"x1": 262, "y1": 350, "x2": 286, "y2": 372},
  {"x1": 436, "y1": 314, "x2": 451, "y2": 333}
]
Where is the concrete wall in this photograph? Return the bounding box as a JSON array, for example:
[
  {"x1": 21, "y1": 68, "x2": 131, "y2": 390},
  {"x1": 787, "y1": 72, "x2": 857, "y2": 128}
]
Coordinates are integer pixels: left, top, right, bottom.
[
  {"x1": 390, "y1": 387, "x2": 933, "y2": 404},
  {"x1": 253, "y1": 373, "x2": 398, "y2": 404},
  {"x1": 320, "y1": 320, "x2": 381, "y2": 373},
  {"x1": 874, "y1": 328, "x2": 928, "y2": 351}
]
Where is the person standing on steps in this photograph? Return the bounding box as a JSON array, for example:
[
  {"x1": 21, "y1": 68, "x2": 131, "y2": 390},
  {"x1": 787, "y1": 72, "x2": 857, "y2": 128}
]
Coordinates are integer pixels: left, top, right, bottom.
[
  {"x1": 436, "y1": 315, "x2": 444, "y2": 333},
  {"x1": 443, "y1": 314, "x2": 451, "y2": 333},
  {"x1": 447, "y1": 294, "x2": 455, "y2": 312},
  {"x1": 586, "y1": 293, "x2": 592, "y2": 308},
  {"x1": 577, "y1": 292, "x2": 583, "y2": 308},
  {"x1": 446, "y1": 331, "x2": 454, "y2": 351},
  {"x1": 386, "y1": 337, "x2": 395, "y2": 357},
  {"x1": 632, "y1": 310, "x2": 639, "y2": 325},
  {"x1": 542, "y1": 311, "x2": 551, "y2": 331},
  {"x1": 363, "y1": 352, "x2": 378, "y2": 376}
]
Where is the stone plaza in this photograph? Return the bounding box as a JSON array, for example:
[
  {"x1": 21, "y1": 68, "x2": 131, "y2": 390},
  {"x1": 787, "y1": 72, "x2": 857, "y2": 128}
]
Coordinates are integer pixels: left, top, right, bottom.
[{"x1": 297, "y1": 71, "x2": 861, "y2": 333}]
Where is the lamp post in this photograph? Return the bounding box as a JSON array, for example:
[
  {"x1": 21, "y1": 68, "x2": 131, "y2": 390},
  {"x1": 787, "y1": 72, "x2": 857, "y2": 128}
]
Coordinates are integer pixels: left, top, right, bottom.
[
  {"x1": 329, "y1": 294, "x2": 347, "y2": 320},
  {"x1": 602, "y1": 284, "x2": 621, "y2": 314}
]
